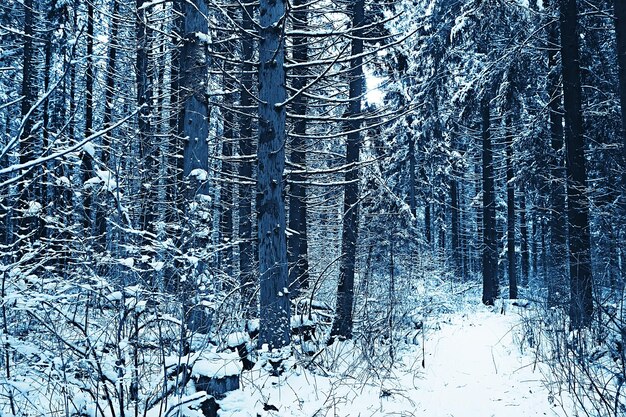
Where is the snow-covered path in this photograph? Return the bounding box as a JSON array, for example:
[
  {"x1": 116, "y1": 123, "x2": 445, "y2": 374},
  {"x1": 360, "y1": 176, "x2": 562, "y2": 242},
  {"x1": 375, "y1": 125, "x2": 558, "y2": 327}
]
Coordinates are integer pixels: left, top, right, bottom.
[
  {"x1": 412, "y1": 308, "x2": 573, "y2": 417},
  {"x1": 220, "y1": 306, "x2": 575, "y2": 417}
]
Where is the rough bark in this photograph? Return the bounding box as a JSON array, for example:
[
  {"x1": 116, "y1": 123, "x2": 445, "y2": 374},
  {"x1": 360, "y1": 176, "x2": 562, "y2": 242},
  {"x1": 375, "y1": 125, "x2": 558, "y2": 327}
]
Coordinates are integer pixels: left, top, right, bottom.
[
  {"x1": 425, "y1": 198, "x2": 432, "y2": 246},
  {"x1": 559, "y1": 0, "x2": 594, "y2": 328},
  {"x1": 18, "y1": 0, "x2": 42, "y2": 242},
  {"x1": 287, "y1": 0, "x2": 311, "y2": 297},
  {"x1": 219, "y1": 19, "x2": 235, "y2": 278},
  {"x1": 545, "y1": 0, "x2": 568, "y2": 306},
  {"x1": 450, "y1": 176, "x2": 460, "y2": 278},
  {"x1": 450, "y1": 134, "x2": 460, "y2": 278},
  {"x1": 408, "y1": 130, "x2": 417, "y2": 217},
  {"x1": 519, "y1": 186, "x2": 529, "y2": 286},
  {"x1": 257, "y1": 0, "x2": 291, "y2": 349},
  {"x1": 614, "y1": 0, "x2": 626, "y2": 171},
  {"x1": 474, "y1": 131, "x2": 483, "y2": 276},
  {"x1": 136, "y1": 0, "x2": 156, "y2": 237},
  {"x1": 169, "y1": 0, "x2": 185, "y2": 221},
  {"x1": 95, "y1": 0, "x2": 119, "y2": 250},
  {"x1": 506, "y1": 114, "x2": 517, "y2": 299},
  {"x1": 613, "y1": 0, "x2": 626, "y2": 292},
  {"x1": 331, "y1": 0, "x2": 365, "y2": 340},
  {"x1": 82, "y1": 0, "x2": 95, "y2": 232},
  {"x1": 238, "y1": 3, "x2": 256, "y2": 317},
  {"x1": 531, "y1": 210, "x2": 538, "y2": 277},
  {"x1": 481, "y1": 94, "x2": 498, "y2": 305},
  {"x1": 180, "y1": 0, "x2": 210, "y2": 197}
]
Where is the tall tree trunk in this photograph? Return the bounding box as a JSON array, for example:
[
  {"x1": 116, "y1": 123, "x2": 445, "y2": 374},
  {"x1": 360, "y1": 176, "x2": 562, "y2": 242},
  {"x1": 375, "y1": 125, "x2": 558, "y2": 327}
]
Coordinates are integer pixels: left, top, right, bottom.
[
  {"x1": 176, "y1": 0, "x2": 211, "y2": 338},
  {"x1": 614, "y1": 0, "x2": 626, "y2": 175},
  {"x1": 481, "y1": 94, "x2": 498, "y2": 305},
  {"x1": 180, "y1": 0, "x2": 210, "y2": 197},
  {"x1": 541, "y1": 211, "x2": 549, "y2": 282},
  {"x1": 506, "y1": 113, "x2": 517, "y2": 299},
  {"x1": 459, "y1": 180, "x2": 468, "y2": 279},
  {"x1": 169, "y1": 0, "x2": 185, "y2": 227},
  {"x1": 178, "y1": 0, "x2": 211, "y2": 299},
  {"x1": 331, "y1": 0, "x2": 365, "y2": 340},
  {"x1": 408, "y1": 127, "x2": 417, "y2": 217},
  {"x1": 545, "y1": 0, "x2": 568, "y2": 307},
  {"x1": 425, "y1": 196, "x2": 432, "y2": 246},
  {"x1": 220, "y1": 128, "x2": 234, "y2": 277},
  {"x1": 613, "y1": 0, "x2": 626, "y2": 297},
  {"x1": 559, "y1": 0, "x2": 594, "y2": 328},
  {"x1": 421, "y1": 163, "x2": 431, "y2": 247},
  {"x1": 2, "y1": 106, "x2": 13, "y2": 254},
  {"x1": 68, "y1": 6, "x2": 80, "y2": 247},
  {"x1": 43, "y1": 18, "x2": 54, "y2": 237},
  {"x1": 219, "y1": 23, "x2": 235, "y2": 278},
  {"x1": 43, "y1": 7, "x2": 66, "y2": 266},
  {"x1": 449, "y1": 134, "x2": 461, "y2": 277},
  {"x1": 257, "y1": 0, "x2": 290, "y2": 349},
  {"x1": 136, "y1": 0, "x2": 155, "y2": 237},
  {"x1": 450, "y1": 175, "x2": 460, "y2": 278},
  {"x1": 96, "y1": 0, "x2": 120, "y2": 250},
  {"x1": 82, "y1": 0, "x2": 95, "y2": 233},
  {"x1": 287, "y1": 0, "x2": 311, "y2": 297},
  {"x1": 531, "y1": 209, "x2": 538, "y2": 278},
  {"x1": 438, "y1": 199, "x2": 446, "y2": 257},
  {"x1": 519, "y1": 186, "x2": 529, "y2": 286},
  {"x1": 474, "y1": 134, "x2": 483, "y2": 276},
  {"x1": 18, "y1": 0, "x2": 42, "y2": 242},
  {"x1": 238, "y1": 3, "x2": 255, "y2": 317}
]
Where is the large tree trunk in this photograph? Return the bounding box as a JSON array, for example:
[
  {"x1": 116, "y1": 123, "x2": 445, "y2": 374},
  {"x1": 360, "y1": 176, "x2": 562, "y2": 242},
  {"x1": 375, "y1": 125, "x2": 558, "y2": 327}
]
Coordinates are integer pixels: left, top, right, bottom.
[
  {"x1": 82, "y1": 0, "x2": 95, "y2": 233},
  {"x1": 559, "y1": 0, "x2": 594, "y2": 328},
  {"x1": 287, "y1": 0, "x2": 311, "y2": 297},
  {"x1": 519, "y1": 186, "x2": 529, "y2": 286},
  {"x1": 177, "y1": 0, "x2": 211, "y2": 337},
  {"x1": 18, "y1": 0, "x2": 43, "y2": 243},
  {"x1": 531, "y1": 209, "x2": 538, "y2": 278},
  {"x1": 169, "y1": 0, "x2": 184, "y2": 208},
  {"x1": 180, "y1": 0, "x2": 210, "y2": 197},
  {"x1": 613, "y1": 0, "x2": 626, "y2": 297},
  {"x1": 438, "y1": 198, "x2": 446, "y2": 257},
  {"x1": 257, "y1": 0, "x2": 291, "y2": 349},
  {"x1": 506, "y1": 113, "x2": 517, "y2": 299},
  {"x1": 408, "y1": 128, "x2": 417, "y2": 217},
  {"x1": 615, "y1": 0, "x2": 626, "y2": 170},
  {"x1": 238, "y1": 3, "x2": 256, "y2": 318},
  {"x1": 177, "y1": 0, "x2": 211, "y2": 298},
  {"x1": 136, "y1": 0, "x2": 156, "y2": 239},
  {"x1": 42, "y1": 18, "x2": 53, "y2": 234},
  {"x1": 481, "y1": 94, "x2": 498, "y2": 306},
  {"x1": 474, "y1": 132, "x2": 483, "y2": 276},
  {"x1": 96, "y1": 0, "x2": 120, "y2": 251},
  {"x1": 450, "y1": 176, "x2": 460, "y2": 278},
  {"x1": 450, "y1": 134, "x2": 460, "y2": 279},
  {"x1": 219, "y1": 21, "x2": 235, "y2": 278},
  {"x1": 331, "y1": 0, "x2": 365, "y2": 340},
  {"x1": 425, "y1": 198, "x2": 432, "y2": 246},
  {"x1": 220, "y1": 128, "x2": 234, "y2": 277},
  {"x1": 544, "y1": 0, "x2": 568, "y2": 307}
]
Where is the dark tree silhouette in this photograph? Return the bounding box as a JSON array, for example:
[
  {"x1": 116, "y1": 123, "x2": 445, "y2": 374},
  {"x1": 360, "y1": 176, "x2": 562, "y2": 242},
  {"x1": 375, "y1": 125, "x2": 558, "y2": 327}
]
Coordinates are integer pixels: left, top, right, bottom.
[{"x1": 559, "y1": 0, "x2": 594, "y2": 328}]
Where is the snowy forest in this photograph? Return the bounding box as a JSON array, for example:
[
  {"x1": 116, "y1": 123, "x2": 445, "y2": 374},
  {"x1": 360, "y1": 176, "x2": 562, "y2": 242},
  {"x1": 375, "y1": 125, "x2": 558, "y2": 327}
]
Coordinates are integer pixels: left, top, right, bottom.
[{"x1": 1, "y1": 0, "x2": 626, "y2": 415}]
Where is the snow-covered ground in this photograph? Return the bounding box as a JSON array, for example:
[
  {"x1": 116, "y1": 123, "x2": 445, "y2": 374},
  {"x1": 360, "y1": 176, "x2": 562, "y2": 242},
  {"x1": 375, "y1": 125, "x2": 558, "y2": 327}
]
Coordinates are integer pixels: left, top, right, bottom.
[
  {"x1": 219, "y1": 303, "x2": 577, "y2": 417},
  {"x1": 412, "y1": 306, "x2": 576, "y2": 417}
]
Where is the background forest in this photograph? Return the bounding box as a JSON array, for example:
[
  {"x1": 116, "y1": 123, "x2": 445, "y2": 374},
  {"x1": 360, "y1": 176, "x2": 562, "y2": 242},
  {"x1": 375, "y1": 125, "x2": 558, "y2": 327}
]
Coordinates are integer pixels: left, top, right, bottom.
[{"x1": 1, "y1": 0, "x2": 626, "y2": 416}]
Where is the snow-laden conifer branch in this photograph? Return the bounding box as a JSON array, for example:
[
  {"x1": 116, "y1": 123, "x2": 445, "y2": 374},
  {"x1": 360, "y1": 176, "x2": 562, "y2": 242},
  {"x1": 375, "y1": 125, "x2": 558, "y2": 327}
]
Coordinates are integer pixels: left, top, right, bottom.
[{"x1": 0, "y1": 107, "x2": 142, "y2": 181}]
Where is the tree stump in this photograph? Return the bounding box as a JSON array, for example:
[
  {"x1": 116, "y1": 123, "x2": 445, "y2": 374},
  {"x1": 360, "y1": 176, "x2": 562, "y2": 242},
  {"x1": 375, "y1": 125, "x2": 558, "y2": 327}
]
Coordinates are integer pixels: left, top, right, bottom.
[{"x1": 191, "y1": 351, "x2": 242, "y2": 417}]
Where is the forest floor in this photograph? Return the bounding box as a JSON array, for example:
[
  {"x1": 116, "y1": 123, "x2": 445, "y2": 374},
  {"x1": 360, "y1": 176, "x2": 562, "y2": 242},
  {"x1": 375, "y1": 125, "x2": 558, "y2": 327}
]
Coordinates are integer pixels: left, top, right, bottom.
[{"x1": 218, "y1": 300, "x2": 578, "y2": 417}]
